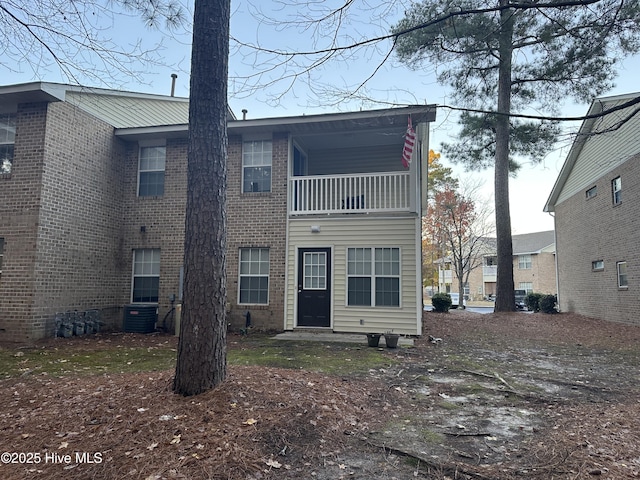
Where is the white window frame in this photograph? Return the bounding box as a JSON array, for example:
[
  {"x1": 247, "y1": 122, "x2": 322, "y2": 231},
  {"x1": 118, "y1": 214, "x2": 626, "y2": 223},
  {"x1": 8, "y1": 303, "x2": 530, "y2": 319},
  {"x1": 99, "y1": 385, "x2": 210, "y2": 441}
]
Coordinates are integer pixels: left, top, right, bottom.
[
  {"x1": 592, "y1": 260, "x2": 604, "y2": 271},
  {"x1": 585, "y1": 185, "x2": 597, "y2": 199},
  {"x1": 238, "y1": 247, "x2": 270, "y2": 305},
  {"x1": 347, "y1": 247, "x2": 401, "y2": 307},
  {"x1": 132, "y1": 249, "x2": 161, "y2": 303},
  {"x1": 303, "y1": 251, "x2": 327, "y2": 290},
  {"x1": 612, "y1": 176, "x2": 622, "y2": 205},
  {"x1": 518, "y1": 254, "x2": 532, "y2": 270},
  {"x1": 617, "y1": 261, "x2": 628, "y2": 288},
  {"x1": 242, "y1": 139, "x2": 272, "y2": 193},
  {"x1": 518, "y1": 282, "x2": 533, "y2": 294},
  {"x1": 138, "y1": 145, "x2": 166, "y2": 197},
  {"x1": 0, "y1": 113, "x2": 16, "y2": 174}
]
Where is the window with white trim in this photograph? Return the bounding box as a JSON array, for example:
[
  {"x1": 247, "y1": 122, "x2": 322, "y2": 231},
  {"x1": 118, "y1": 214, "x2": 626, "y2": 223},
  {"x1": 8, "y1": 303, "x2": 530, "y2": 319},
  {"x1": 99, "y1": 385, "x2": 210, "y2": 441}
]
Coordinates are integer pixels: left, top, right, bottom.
[
  {"x1": 239, "y1": 248, "x2": 269, "y2": 304},
  {"x1": 132, "y1": 249, "x2": 160, "y2": 302},
  {"x1": 518, "y1": 254, "x2": 532, "y2": 270},
  {"x1": 612, "y1": 176, "x2": 622, "y2": 205},
  {"x1": 592, "y1": 260, "x2": 604, "y2": 271},
  {"x1": 242, "y1": 140, "x2": 272, "y2": 192},
  {"x1": 585, "y1": 185, "x2": 597, "y2": 199},
  {"x1": 518, "y1": 282, "x2": 533, "y2": 294},
  {"x1": 617, "y1": 261, "x2": 628, "y2": 288},
  {"x1": 138, "y1": 146, "x2": 166, "y2": 196},
  {"x1": 347, "y1": 247, "x2": 400, "y2": 307},
  {"x1": 0, "y1": 113, "x2": 16, "y2": 174}
]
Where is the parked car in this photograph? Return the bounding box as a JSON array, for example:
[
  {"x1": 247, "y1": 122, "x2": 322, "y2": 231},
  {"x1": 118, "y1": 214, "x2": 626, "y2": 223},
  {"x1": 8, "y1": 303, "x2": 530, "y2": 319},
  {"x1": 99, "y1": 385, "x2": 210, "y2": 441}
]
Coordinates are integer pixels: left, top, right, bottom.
[
  {"x1": 514, "y1": 290, "x2": 527, "y2": 310},
  {"x1": 449, "y1": 292, "x2": 466, "y2": 309}
]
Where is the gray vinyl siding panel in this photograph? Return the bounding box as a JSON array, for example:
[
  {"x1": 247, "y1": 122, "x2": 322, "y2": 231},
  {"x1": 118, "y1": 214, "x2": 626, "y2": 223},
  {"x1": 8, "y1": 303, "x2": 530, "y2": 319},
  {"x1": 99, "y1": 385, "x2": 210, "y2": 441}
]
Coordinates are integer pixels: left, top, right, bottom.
[
  {"x1": 286, "y1": 215, "x2": 420, "y2": 335},
  {"x1": 307, "y1": 145, "x2": 404, "y2": 175},
  {"x1": 66, "y1": 92, "x2": 189, "y2": 128},
  {"x1": 557, "y1": 98, "x2": 640, "y2": 205}
]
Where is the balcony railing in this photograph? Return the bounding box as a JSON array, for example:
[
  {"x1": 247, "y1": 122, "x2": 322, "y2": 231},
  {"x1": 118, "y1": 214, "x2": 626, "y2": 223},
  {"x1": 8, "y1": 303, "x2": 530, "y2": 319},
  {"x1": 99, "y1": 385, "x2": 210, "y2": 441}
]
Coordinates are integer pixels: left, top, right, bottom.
[
  {"x1": 483, "y1": 265, "x2": 497, "y2": 282},
  {"x1": 289, "y1": 171, "x2": 411, "y2": 215}
]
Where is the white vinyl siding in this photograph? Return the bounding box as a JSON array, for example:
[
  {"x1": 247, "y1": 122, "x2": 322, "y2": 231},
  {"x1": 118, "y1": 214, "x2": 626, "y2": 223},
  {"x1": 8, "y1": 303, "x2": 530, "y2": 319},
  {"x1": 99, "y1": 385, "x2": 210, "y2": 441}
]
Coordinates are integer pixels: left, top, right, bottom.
[{"x1": 285, "y1": 216, "x2": 420, "y2": 335}]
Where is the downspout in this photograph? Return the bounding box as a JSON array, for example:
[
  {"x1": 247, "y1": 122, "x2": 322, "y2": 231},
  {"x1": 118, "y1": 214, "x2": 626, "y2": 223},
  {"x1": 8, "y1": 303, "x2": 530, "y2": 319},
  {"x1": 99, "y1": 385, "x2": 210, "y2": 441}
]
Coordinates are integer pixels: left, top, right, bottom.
[{"x1": 549, "y1": 212, "x2": 560, "y2": 311}]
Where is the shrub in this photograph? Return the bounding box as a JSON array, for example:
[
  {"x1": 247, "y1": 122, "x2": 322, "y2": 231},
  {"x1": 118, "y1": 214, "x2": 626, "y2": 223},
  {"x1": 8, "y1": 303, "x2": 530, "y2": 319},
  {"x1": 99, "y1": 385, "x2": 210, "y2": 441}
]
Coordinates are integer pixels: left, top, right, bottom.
[
  {"x1": 539, "y1": 294, "x2": 557, "y2": 314},
  {"x1": 432, "y1": 293, "x2": 452, "y2": 313},
  {"x1": 525, "y1": 293, "x2": 543, "y2": 312}
]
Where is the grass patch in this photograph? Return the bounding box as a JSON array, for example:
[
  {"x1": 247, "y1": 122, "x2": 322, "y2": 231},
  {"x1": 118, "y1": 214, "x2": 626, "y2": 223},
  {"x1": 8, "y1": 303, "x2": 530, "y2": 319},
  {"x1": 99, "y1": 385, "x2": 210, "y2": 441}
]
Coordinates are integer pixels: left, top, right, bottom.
[
  {"x1": 0, "y1": 345, "x2": 177, "y2": 378},
  {"x1": 0, "y1": 334, "x2": 396, "y2": 379},
  {"x1": 228, "y1": 338, "x2": 396, "y2": 375}
]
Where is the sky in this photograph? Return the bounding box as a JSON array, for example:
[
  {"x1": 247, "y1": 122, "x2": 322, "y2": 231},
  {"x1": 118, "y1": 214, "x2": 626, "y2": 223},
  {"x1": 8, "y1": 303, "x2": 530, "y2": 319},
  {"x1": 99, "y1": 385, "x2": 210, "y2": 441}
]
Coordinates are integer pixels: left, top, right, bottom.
[{"x1": 2, "y1": 0, "x2": 639, "y2": 235}]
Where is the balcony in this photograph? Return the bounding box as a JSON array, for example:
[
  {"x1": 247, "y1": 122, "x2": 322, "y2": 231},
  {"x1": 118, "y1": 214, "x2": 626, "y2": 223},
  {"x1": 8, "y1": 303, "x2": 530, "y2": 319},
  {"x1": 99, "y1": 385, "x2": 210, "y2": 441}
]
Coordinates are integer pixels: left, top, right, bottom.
[
  {"x1": 289, "y1": 171, "x2": 411, "y2": 215},
  {"x1": 483, "y1": 265, "x2": 497, "y2": 282}
]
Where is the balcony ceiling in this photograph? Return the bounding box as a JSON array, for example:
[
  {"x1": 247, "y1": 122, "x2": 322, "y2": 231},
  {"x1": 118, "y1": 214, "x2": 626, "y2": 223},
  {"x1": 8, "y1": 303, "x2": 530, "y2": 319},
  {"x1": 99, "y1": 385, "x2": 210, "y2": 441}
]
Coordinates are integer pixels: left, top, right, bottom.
[{"x1": 228, "y1": 105, "x2": 436, "y2": 151}]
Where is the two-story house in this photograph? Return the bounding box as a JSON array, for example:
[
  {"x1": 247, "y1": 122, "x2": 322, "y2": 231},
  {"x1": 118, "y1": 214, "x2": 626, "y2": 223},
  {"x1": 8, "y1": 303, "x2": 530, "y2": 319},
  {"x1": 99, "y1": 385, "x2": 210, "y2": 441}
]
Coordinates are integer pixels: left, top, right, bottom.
[
  {"x1": 545, "y1": 92, "x2": 638, "y2": 325},
  {"x1": 0, "y1": 82, "x2": 436, "y2": 342},
  {"x1": 436, "y1": 230, "x2": 556, "y2": 300}
]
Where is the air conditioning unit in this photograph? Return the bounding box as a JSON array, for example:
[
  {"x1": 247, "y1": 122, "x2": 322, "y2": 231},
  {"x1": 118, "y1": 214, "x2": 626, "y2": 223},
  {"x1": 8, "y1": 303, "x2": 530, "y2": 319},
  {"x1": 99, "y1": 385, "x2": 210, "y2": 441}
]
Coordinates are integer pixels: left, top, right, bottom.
[{"x1": 123, "y1": 304, "x2": 158, "y2": 334}]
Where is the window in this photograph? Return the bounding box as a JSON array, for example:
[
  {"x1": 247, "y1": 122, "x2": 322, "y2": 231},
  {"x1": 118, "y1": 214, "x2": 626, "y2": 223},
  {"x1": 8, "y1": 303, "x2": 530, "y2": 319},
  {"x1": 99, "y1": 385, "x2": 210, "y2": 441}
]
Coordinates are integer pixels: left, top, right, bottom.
[
  {"x1": 239, "y1": 248, "x2": 269, "y2": 304},
  {"x1": 617, "y1": 261, "x2": 628, "y2": 288},
  {"x1": 347, "y1": 247, "x2": 400, "y2": 307},
  {"x1": 0, "y1": 113, "x2": 16, "y2": 174},
  {"x1": 592, "y1": 260, "x2": 604, "y2": 271},
  {"x1": 612, "y1": 176, "x2": 621, "y2": 205},
  {"x1": 518, "y1": 282, "x2": 533, "y2": 294},
  {"x1": 138, "y1": 146, "x2": 166, "y2": 196},
  {"x1": 303, "y1": 252, "x2": 326, "y2": 290},
  {"x1": 585, "y1": 185, "x2": 597, "y2": 199},
  {"x1": 242, "y1": 140, "x2": 272, "y2": 192},
  {"x1": 132, "y1": 249, "x2": 160, "y2": 302},
  {"x1": 518, "y1": 254, "x2": 532, "y2": 270}
]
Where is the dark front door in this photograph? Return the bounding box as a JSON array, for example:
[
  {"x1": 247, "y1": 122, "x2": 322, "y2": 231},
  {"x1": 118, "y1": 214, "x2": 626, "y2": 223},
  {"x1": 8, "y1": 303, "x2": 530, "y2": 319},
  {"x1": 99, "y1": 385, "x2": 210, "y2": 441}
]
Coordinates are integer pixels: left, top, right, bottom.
[{"x1": 297, "y1": 248, "x2": 331, "y2": 327}]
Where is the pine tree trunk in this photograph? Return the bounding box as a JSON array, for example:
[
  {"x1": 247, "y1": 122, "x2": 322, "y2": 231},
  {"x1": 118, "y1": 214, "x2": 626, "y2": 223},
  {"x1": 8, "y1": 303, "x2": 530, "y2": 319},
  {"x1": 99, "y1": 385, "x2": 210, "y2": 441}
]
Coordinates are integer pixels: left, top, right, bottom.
[
  {"x1": 494, "y1": 0, "x2": 516, "y2": 312},
  {"x1": 173, "y1": 0, "x2": 230, "y2": 396}
]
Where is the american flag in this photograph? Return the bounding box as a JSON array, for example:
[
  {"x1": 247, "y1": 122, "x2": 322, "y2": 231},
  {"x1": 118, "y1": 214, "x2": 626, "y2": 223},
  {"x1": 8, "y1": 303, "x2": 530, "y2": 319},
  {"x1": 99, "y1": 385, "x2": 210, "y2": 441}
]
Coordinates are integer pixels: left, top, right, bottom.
[{"x1": 402, "y1": 116, "x2": 416, "y2": 168}]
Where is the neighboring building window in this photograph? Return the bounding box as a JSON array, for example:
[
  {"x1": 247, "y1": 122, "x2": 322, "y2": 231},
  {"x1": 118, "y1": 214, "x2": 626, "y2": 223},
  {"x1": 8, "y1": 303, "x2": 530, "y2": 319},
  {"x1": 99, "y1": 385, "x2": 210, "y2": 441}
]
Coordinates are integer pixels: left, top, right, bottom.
[
  {"x1": 138, "y1": 146, "x2": 166, "y2": 196},
  {"x1": 518, "y1": 282, "x2": 533, "y2": 294},
  {"x1": 612, "y1": 176, "x2": 621, "y2": 205},
  {"x1": 585, "y1": 186, "x2": 597, "y2": 199},
  {"x1": 617, "y1": 261, "x2": 628, "y2": 288},
  {"x1": 242, "y1": 140, "x2": 272, "y2": 193},
  {"x1": 0, "y1": 113, "x2": 16, "y2": 174},
  {"x1": 239, "y1": 248, "x2": 269, "y2": 304},
  {"x1": 592, "y1": 260, "x2": 604, "y2": 271},
  {"x1": 132, "y1": 249, "x2": 160, "y2": 302},
  {"x1": 518, "y1": 254, "x2": 532, "y2": 270},
  {"x1": 347, "y1": 247, "x2": 400, "y2": 307}
]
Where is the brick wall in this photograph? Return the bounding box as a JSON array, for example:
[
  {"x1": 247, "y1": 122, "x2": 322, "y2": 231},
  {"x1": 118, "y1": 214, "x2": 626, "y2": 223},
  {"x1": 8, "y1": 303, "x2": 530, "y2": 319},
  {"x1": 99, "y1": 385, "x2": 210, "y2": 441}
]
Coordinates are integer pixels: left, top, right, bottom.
[
  {"x1": 554, "y1": 154, "x2": 639, "y2": 325},
  {"x1": 225, "y1": 132, "x2": 288, "y2": 330},
  {"x1": 0, "y1": 103, "x2": 47, "y2": 341},
  {"x1": 0, "y1": 101, "x2": 127, "y2": 341},
  {"x1": 120, "y1": 138, "x2": 188, "y2": 332}
]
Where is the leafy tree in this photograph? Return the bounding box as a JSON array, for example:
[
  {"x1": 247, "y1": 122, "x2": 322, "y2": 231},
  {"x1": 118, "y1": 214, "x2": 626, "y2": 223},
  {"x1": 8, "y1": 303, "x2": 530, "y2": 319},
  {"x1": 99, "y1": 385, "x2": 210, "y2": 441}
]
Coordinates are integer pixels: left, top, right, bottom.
[
  {"x1": 426, "y1": 149, "x2": 458, "y2": 196},
  {"x1": 173, "y1": 0, "x2": 230, "y2": 396},
  {"x1": 393, "y1": 0, "x2": 640, "y2": 311},
  {"x1": 425, "y1": 183, "x2": 493, "y2": 306}
]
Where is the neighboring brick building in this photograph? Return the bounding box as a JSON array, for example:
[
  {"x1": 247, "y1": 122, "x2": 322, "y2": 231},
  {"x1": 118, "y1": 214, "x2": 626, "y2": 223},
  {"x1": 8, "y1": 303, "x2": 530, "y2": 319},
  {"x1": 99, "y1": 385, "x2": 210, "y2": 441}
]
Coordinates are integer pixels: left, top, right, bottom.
[
  {"x1": 437, "y1": 231, "x2": 557, "y2": 301},
  {"x1": 545, "y1": 92, "x2": 639, "y2": 325},
  {"x1": 0, "y1": 82, "x2": 436, "y2": 341}
]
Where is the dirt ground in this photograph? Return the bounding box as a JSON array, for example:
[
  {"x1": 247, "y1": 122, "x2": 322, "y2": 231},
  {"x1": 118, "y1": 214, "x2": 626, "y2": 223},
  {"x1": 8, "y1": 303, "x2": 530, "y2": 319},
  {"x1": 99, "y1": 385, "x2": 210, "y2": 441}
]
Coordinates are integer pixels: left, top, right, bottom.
[{"x1": 1, "y1": 310, "x2": 639, "y2": 479}]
